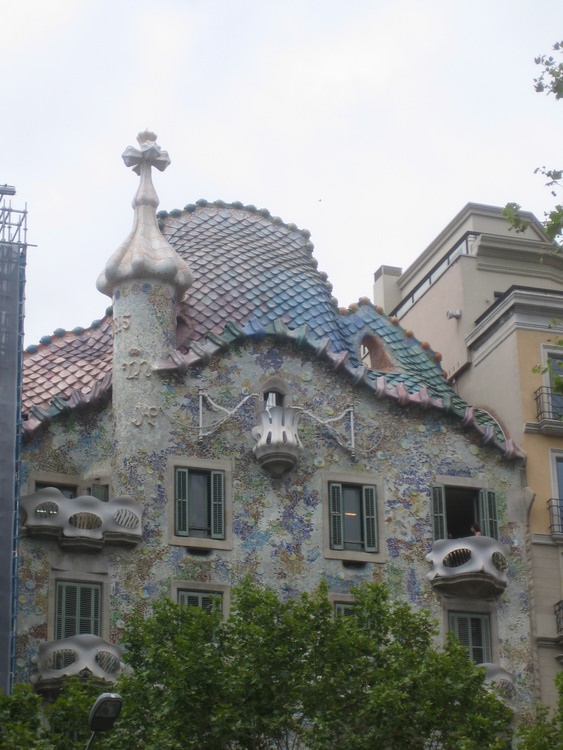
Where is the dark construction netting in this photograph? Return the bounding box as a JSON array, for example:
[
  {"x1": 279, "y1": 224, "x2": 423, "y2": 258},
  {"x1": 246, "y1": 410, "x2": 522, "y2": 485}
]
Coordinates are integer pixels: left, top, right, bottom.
[{"x1": 0, "y1": 241, "x2": 23, "y2": 691}]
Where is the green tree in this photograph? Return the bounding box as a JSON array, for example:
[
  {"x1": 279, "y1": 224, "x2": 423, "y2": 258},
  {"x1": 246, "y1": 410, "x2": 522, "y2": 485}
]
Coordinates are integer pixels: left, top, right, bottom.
[
  {"x1": 504, "y1": 41, "x2": 563, "y2": 244},
  {"x1": 0, "y1": 678, "x2": 111, "y2": 750},
  {"x1": 111, "y1": 580, "x2": 511, "y2": 750},
  {"x1": 517, "y1": 671, "x2": 563, "y2": 750},
  {"x1": 0, "y1": 582, "x2": 514, "y2": 749}
]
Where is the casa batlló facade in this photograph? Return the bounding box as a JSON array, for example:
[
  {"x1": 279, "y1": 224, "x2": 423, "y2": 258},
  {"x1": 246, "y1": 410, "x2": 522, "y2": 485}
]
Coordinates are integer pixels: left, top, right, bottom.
[{"x1": 17, "y1": 132, "x2": 534, "y2": 712}]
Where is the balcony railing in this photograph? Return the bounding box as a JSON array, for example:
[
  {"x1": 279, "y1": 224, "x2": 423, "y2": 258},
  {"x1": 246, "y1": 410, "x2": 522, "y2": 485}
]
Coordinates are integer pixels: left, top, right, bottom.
[
  {"x1": 426, "y1": 536, "x2": 509, "y2": 598},
  {"x1": 535, "y1": 386, "x2": 563, "y2": 423},
  {"x1": 21, "y1": 487, "x2": 143, "y2": 550},
  {"x1": 555, "y1": 600, "x2": 563, "y2": 644},
  {"x1": 30, "y1": 634, "x2": 124, "y2": 690},
  {"x1": 548, "y1": 498, "x2": 563, "y2": 535}
]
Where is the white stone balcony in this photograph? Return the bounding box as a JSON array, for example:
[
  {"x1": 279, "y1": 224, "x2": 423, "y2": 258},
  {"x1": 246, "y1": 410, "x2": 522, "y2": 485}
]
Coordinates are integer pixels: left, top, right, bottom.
[
  {"x1": 21, "y1": 487, "x2": 142, "y2": 550},
  {"x1": 30, "y1": 634, "x2": 124, "y2": 690},
  {"x1": 426, "y1": 536, "x2": 509, "y2": 598},
  {"x1": 252, "y1": 406, "x2": 303, "y2": 477}
]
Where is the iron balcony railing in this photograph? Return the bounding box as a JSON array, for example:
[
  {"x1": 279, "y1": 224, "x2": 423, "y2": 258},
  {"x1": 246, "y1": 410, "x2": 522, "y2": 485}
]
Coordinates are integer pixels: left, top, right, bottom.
[
  {"x1": 535, "y1": 386, "x2": 563, "y2": 422},
  {"x1": 554, "y1": 600, "x2": 563, "y2": 637},
  {"x1": 548, "y1": 498, "x2": 563, "y2": 535}
]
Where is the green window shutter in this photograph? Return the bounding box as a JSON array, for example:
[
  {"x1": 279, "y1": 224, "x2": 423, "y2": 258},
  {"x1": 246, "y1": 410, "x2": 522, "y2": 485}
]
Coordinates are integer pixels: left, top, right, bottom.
[
  {"x1": 175, "y1": 468, "x2": 189, "y2": 536},
  {"x1": 449, "y1": 612, "x2": 491, "y2": 664},
  {"x1": 330, "y1": 483, "x2": 344, "y2": 549},
  {"x1": 178, "y1": 590, "x2": 221, "y2": 614},
  {"x1": 335, "y1": 602, "x2": 355, "y2": 617},
  {"x1": 479, "y1": 489, "x2": 498, "y2": 539},
  {"x1": 56, "y1": 582, "x2": 101, "y2": 639},
  {"x1": 362, "y1": 485, "x2": 378, "y2": 552},
  {"x1": 432, "y1": 485, "x2": 446, "y2": 541},
  {"x1": 210, "y1": 471, "x2": 225, "y2": 539}
]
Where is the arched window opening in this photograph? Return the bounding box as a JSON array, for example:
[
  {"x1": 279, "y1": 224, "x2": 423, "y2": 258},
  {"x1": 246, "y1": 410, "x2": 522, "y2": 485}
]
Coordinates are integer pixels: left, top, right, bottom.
[
  {"x1": 360, "y1": 335, "x2": 394, "y2": 371},
  {"x1": 264, "y1": 390, "x2": 284, "y2": 409}
]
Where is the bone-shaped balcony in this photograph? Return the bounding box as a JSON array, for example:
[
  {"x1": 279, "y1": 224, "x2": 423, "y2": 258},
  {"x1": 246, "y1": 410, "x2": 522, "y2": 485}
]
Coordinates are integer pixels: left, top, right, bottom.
[
  {"x1": 21, "y1": 487, "x2": 142, "y2": 550},
  {"x1": 252, "y1": 406, "x2": 303, "y2": 477},
  {"x1": 30, "y1": 634, "x2": 124, "y2": 691},
  {"x1": 426, "y1": 536, "x2": 509, "y2": 598}
]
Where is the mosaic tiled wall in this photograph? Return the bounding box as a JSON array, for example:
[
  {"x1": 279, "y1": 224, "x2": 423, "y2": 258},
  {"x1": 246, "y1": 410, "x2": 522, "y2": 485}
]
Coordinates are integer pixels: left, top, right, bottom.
[{"x1": 18, "y1": 339, "x2": 534, "y2": 708}]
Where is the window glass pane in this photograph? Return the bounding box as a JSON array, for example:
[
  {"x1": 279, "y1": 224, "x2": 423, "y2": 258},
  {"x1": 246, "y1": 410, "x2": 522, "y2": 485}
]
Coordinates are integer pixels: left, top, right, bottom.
[
  {"x1": 549, "y1": 354, "x2": 563, "y2": 419},
  {"x1": 264, "y1": 391, "x2": 283, "y2": 408},
  {"x1": 90, "y1": 484, "x2": 109, "y2": 502},
  {"x1": 188, "y1": 471, "x2": 210, "y2": 536},
  {"x1": 343, "y1": 485, "x2": 362, "y2": 550},
  {"x1": 556, "y1": 457, "x2": 563, "y2": 499}
]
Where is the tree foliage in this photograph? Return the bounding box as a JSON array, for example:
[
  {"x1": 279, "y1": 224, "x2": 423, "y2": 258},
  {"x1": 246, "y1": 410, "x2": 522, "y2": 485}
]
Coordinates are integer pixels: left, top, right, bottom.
[
  {"x1": 517, "y1": 671, "x2": 563, "y2": 750},
  {"x1": 0, "y1": 581, "x2": 514, "y2": 749},
  {"x1": 112, "y1": 580, "x2": 510, "y2": 750},
  {"x1": 504, "y1": 41, "x2": 563, "y2": 244},
  {"x1": 0, "y1": 678, "x2": 113, "y2": 750}
]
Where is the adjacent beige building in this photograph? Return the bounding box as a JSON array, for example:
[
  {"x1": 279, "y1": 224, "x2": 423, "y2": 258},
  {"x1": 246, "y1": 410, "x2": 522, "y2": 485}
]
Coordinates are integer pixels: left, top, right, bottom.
[{"x1": 374, "y1": 203, "x2": 563, "y2": 705}]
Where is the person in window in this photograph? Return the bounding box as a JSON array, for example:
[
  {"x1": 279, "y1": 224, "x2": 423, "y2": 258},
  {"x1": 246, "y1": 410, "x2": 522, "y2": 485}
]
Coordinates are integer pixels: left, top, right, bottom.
[{"x1": 470, "y1": 522, "x2": 481, "y2": 536}]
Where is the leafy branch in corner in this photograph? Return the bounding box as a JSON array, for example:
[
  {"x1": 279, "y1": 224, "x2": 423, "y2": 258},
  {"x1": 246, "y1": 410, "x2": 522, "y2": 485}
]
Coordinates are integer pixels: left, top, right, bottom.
[{"x1": 503, "y1": 41, "x2": 563, "y2": 245}]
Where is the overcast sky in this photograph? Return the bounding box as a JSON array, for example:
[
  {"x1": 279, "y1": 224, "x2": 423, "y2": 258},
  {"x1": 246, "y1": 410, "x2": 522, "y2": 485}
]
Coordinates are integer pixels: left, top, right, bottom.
[{"x1": 3, "y1": 0, "x2": 563, "y2": 345}]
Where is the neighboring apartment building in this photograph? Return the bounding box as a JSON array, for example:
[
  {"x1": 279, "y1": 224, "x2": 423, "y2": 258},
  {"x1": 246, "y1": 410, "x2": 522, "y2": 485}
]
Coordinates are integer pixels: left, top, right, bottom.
[
  {"x1": 374, "y1": 203, "x2": 563, "y2": 706},
  {"x1": 16, "y1": 138, "x2": 534, "y2": 715}
]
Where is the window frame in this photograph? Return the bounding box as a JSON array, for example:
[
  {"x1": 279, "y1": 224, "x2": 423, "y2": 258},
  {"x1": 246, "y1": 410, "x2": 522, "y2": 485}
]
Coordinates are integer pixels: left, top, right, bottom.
[
  {"x1": 432, "y1": 476, "x2": 499, "y2": 541},
  {"x1": 442, "y1": 598, "x2": 498, "y2": 666},
  {"x1": 322, "y1": 471, "x2": 385, "y2": 563},
  {"x1": 328, "y1": 592, "x2": 356, "y2": 617},
  {"x1": 48, "y1": 571, "x2": 109, "y2": 642},
  {"x1": 549, "y1": 450, "x2": 563, "y2": 535},
  {"x1": 29, "y1": 471, "x2": 112, "y2": 500},
  {"x1": 448, "y1": 611, "x2": 492, "y2": 664},
  {"x1": 171, "y1": 580, "x2": 230, "y2": 618},
  {"x1": 54, "y1": 580, "x2": 102, "y2": 640},
  {"x1": 167, "y1": 457, "x2": 233, "y2": 550}
]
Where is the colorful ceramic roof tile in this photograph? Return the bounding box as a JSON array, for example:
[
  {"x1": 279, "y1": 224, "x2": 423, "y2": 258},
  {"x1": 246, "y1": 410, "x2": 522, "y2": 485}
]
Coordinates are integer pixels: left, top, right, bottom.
[{"x1": 21, "y1": 200, "x2": 521, "y2": 459}]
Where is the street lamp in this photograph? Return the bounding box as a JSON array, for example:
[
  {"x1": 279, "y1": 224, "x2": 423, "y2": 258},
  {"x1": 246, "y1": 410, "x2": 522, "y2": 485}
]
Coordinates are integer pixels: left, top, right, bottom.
[{"x1": 85, "y1": 692, "x2": 123, "y2": 749}]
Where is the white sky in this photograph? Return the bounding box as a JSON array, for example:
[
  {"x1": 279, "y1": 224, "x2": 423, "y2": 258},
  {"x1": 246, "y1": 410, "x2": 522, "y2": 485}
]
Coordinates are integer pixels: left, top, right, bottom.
[{"x1": 3, "y1": 0, "x2": 563, "y2": 345}]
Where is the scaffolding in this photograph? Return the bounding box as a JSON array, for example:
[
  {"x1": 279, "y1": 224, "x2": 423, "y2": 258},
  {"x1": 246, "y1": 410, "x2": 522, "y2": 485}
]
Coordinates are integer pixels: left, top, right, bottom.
[{"x1": 0, "y1": 188, "x2": 27, "y2": 693}]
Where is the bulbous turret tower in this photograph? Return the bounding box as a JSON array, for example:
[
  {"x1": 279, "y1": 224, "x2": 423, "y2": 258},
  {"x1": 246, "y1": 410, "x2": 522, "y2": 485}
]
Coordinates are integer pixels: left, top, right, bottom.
[{"x1": 97, "y1": 131, "x2": 192, "y2": 491}]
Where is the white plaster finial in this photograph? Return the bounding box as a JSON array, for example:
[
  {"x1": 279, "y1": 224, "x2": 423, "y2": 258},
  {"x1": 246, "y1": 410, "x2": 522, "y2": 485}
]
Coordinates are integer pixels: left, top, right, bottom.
[{"x1": 97, "y1": 131, "x2": 192, "y2": 298}]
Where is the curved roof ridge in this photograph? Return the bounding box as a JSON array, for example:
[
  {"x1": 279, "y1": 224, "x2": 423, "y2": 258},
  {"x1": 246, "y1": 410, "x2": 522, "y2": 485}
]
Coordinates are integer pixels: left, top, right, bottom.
[
  {"x1": 24, "y1": 307, "x2": 113, "y2": 352},
  {"x1": 157, "y1": 198, "x2": 314, "y2": 241}
]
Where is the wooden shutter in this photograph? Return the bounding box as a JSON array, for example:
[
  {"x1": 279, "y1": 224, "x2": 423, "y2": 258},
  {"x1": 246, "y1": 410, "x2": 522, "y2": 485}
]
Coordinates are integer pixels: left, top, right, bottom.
[
  {"x1": 479, "y1": 489, "x2": 498, "y2": 539},
  {"x1": 55, "y1": 582, "x2": 100, "y2": 639},
  {"x1": 329, "y1": 483, "x2": 344, "y2": 549},
  {"x1": 432, "y1": 485, "x2": 447, "y2": 540},
  {"x1": 178, "y1": 590, "x2": 220, "y2": 614},
  {"x1": 211, "y1": 471, "x2": 225, "y2": 539},
  {"x1": 449, "y1": 612, "x2": 491, "y2": 664},
  {"x1": 175, "y1": 468, "x2": 189, "y2": 536},
  {"x1": 362, "y1": 485, "x2": 378, "y2": 552}
]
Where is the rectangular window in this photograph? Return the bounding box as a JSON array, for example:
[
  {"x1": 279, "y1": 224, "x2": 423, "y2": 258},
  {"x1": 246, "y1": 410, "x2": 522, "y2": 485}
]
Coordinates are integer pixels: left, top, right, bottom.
[
  {"x1": 334, "y1": 602, "x2": 355, "y2": 617},
  {"x1": 549, "y1": 353, "x2": 563, "y2": 420},
  {"x1": 175, "y1": 468, "x2": 225, "y2": 540},
  {"x1": 55, "y1": 581, "x2": 101, "y2": 640},
  {"x1": 432, "y1": 485, "x2": 498, "y2": 540},
  {"x1": 549, "y1": 453, "x2": 563, "y2": 534},
  {"x1": 329, "y1": 482, "x2": 377, "y2": 552},
  {"x1": 177, "y1": 589, "x2": 222, "y2": 614},
  {"x1": 448, "y1": 612, "x2": 491, "y2": 664},
  {"x1": 89, "y1": 483, "x2": 110, "y2": 502}
]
